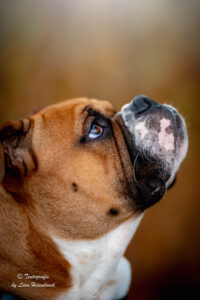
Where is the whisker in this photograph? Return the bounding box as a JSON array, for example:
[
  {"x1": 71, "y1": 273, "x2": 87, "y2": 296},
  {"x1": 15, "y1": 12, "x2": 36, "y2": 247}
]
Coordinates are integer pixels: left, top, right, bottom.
[
  {"x1": 133, "y1": 152, "x2": 140, "y2": 186},
  {"x1": 142, "y1": 148, "x2": 157, "y2": 163}
]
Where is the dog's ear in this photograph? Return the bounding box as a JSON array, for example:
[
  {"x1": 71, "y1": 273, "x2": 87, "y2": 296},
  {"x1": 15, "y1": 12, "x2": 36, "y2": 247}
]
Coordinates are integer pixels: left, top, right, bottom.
[{"x1": 0, "y1": 118, "x2": 37, "y2": 183}]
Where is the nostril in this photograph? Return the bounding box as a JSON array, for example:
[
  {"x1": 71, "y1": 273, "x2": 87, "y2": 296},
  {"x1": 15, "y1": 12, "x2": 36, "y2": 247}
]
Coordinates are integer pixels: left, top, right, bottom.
[
  {"x1": 131, "y1": 95, "x2": 158, "y2": 114},
  {"x1": 133, "y1": 96, "x2": 151, "y2": 114}
]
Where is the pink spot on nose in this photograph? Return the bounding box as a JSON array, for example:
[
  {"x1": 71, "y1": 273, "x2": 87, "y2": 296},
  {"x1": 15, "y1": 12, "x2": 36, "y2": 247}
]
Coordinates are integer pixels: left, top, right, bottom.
[
  {"x1": 158, "y1": 118, "x2": 174, "y2": 150},
  {"x1": 135, "y1": 121, "x2": 149, "y2": 139}
]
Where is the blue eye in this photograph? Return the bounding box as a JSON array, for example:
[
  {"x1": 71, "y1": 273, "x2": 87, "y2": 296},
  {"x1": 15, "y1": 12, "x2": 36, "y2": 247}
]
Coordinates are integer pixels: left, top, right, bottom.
[{"x1": 88, "y1": 124, "x2": 103, "y2": 139}]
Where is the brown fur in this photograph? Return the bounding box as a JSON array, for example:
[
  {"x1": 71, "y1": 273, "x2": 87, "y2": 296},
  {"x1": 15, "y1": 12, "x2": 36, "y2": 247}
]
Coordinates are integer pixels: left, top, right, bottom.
[{"x1": 0, "y1": 98, "x2": 136, "y2": 299}]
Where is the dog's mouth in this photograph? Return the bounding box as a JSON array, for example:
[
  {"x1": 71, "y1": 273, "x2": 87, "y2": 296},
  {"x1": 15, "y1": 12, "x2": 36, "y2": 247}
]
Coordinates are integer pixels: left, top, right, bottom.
[{"x1": 114, "y1": 95, "x2": 188, "y2": 211}]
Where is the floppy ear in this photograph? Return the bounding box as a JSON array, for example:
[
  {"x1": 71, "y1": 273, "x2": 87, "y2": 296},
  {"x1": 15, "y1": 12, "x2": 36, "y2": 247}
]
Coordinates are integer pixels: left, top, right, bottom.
[{"x1": 0, "y1": 118, "x2": 37, "y2": 183}]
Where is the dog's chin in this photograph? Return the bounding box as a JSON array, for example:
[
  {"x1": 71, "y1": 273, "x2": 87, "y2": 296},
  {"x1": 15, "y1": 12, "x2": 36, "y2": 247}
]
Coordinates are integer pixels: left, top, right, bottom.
[{"x1": 114, "y1": 101, "x2": 188, "y2": 211}]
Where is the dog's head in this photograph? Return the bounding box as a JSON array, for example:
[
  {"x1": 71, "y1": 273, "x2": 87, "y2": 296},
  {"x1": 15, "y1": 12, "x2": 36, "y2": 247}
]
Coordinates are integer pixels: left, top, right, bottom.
[{"x1": 0, "y1": 96, "x2": 188, "y2": 239}]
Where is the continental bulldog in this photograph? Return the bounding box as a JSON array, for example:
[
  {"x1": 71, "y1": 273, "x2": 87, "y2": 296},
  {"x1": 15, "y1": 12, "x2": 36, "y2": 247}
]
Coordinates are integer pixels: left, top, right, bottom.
[{"x1": 0, "y1": 96, "x2": 188, "y2": 300}]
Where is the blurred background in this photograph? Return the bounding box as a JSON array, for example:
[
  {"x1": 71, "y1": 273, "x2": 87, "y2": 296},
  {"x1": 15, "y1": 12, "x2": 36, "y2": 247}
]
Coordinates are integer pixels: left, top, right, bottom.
[{"x1": 0, "y1": 0, "x2": 199, "y2": 299}]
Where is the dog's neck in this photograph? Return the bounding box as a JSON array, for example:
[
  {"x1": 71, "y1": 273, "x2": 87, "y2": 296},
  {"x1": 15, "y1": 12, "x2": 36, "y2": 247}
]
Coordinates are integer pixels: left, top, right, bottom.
[
  {"x1": 0, "y1": 184, "x2": 143, "y2": 299},
  {"x1": 52, "y1": 215, "x2": 143, "y2": 299}
]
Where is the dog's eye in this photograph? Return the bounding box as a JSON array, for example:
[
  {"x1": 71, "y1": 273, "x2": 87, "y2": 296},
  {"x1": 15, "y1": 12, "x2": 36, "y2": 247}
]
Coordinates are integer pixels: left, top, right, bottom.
[{"x1": 88, "y1": 124, "x2": 103, "y2": 139}]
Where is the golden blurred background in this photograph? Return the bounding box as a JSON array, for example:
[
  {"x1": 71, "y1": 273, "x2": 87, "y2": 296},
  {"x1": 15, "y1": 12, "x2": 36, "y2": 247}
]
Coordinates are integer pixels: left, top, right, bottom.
[{"x1": 0, "y1": 0, "x2": 200, "y2": 299}]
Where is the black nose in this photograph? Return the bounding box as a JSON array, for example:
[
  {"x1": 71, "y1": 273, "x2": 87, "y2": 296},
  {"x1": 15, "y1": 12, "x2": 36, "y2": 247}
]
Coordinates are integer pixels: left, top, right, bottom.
[{"x1": 131, "y1": 95, "x2": 158, "y2": 114}]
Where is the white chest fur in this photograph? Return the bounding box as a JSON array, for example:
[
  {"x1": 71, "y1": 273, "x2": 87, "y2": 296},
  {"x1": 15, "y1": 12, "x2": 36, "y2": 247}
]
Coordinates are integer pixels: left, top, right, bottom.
[{"x1": 53, "y1": 215, "x2": 143, "y2": 300}]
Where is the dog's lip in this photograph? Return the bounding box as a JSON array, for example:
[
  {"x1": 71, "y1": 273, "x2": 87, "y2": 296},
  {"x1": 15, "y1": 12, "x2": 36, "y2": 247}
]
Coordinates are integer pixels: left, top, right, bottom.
[
  {"x1": 135, "y1": 185, "x2": 166, "y2": 211},
  {"x1": 114, "y1": 113, "x2": 166, "y2": 209},
  {"x1": 114, "y1": 112, "x2": 136, "y2": 166}
]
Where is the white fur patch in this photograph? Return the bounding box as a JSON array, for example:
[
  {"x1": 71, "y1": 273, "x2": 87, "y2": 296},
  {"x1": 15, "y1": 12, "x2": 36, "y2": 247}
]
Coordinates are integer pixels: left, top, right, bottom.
[
  {"x1": 158, "y1": 118, "x2": 174, "y2": 151},
  {"x1": 53, "y1": 215, "x2": 143, "y2": 300},
  {"x1": 135, "y1": 121, "x2": 149, "y2": 139}
]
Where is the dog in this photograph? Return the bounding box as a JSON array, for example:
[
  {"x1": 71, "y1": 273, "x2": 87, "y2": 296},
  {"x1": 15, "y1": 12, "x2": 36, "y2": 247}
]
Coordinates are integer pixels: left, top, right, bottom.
[{"x1": 0, "y1": 95, "x2": 188, "y2": 300}]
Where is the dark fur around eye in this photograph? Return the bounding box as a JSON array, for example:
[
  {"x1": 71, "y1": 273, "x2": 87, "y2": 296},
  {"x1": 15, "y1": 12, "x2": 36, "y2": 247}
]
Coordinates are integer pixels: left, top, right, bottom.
[{"x1": 78, "y1": 109, "x2": 112, "y2": 145}]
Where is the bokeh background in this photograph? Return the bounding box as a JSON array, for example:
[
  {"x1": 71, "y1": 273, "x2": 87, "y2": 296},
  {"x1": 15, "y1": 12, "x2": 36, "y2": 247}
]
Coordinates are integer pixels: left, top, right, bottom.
[{"x1": 0, "y1": 0, "x2": 200, "y2": 299}]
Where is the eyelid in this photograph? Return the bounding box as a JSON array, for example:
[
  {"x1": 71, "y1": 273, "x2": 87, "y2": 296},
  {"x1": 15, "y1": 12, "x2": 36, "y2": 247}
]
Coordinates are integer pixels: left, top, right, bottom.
[
  {"x1": 87, "y1": 107, "x2": 99, "y2": 117},
  {"x1": 87, "y1": 108, "x2": 111, "y2": 125},
  {"x1": 83, "y1": 109, "x2": 110, "y2": 131},
  {"x1": 93, "y1": 118, "x2": 110, "y2": 128},
  {"x1": 83, "y1": 115, "x2": 95, "y2": 136}
]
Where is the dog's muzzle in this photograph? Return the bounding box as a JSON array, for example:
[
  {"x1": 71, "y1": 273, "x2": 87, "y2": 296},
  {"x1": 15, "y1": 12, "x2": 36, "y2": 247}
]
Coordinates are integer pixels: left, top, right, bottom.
[{"x1": 115, "y1": 95, "x2": 188, "y2": 211}]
